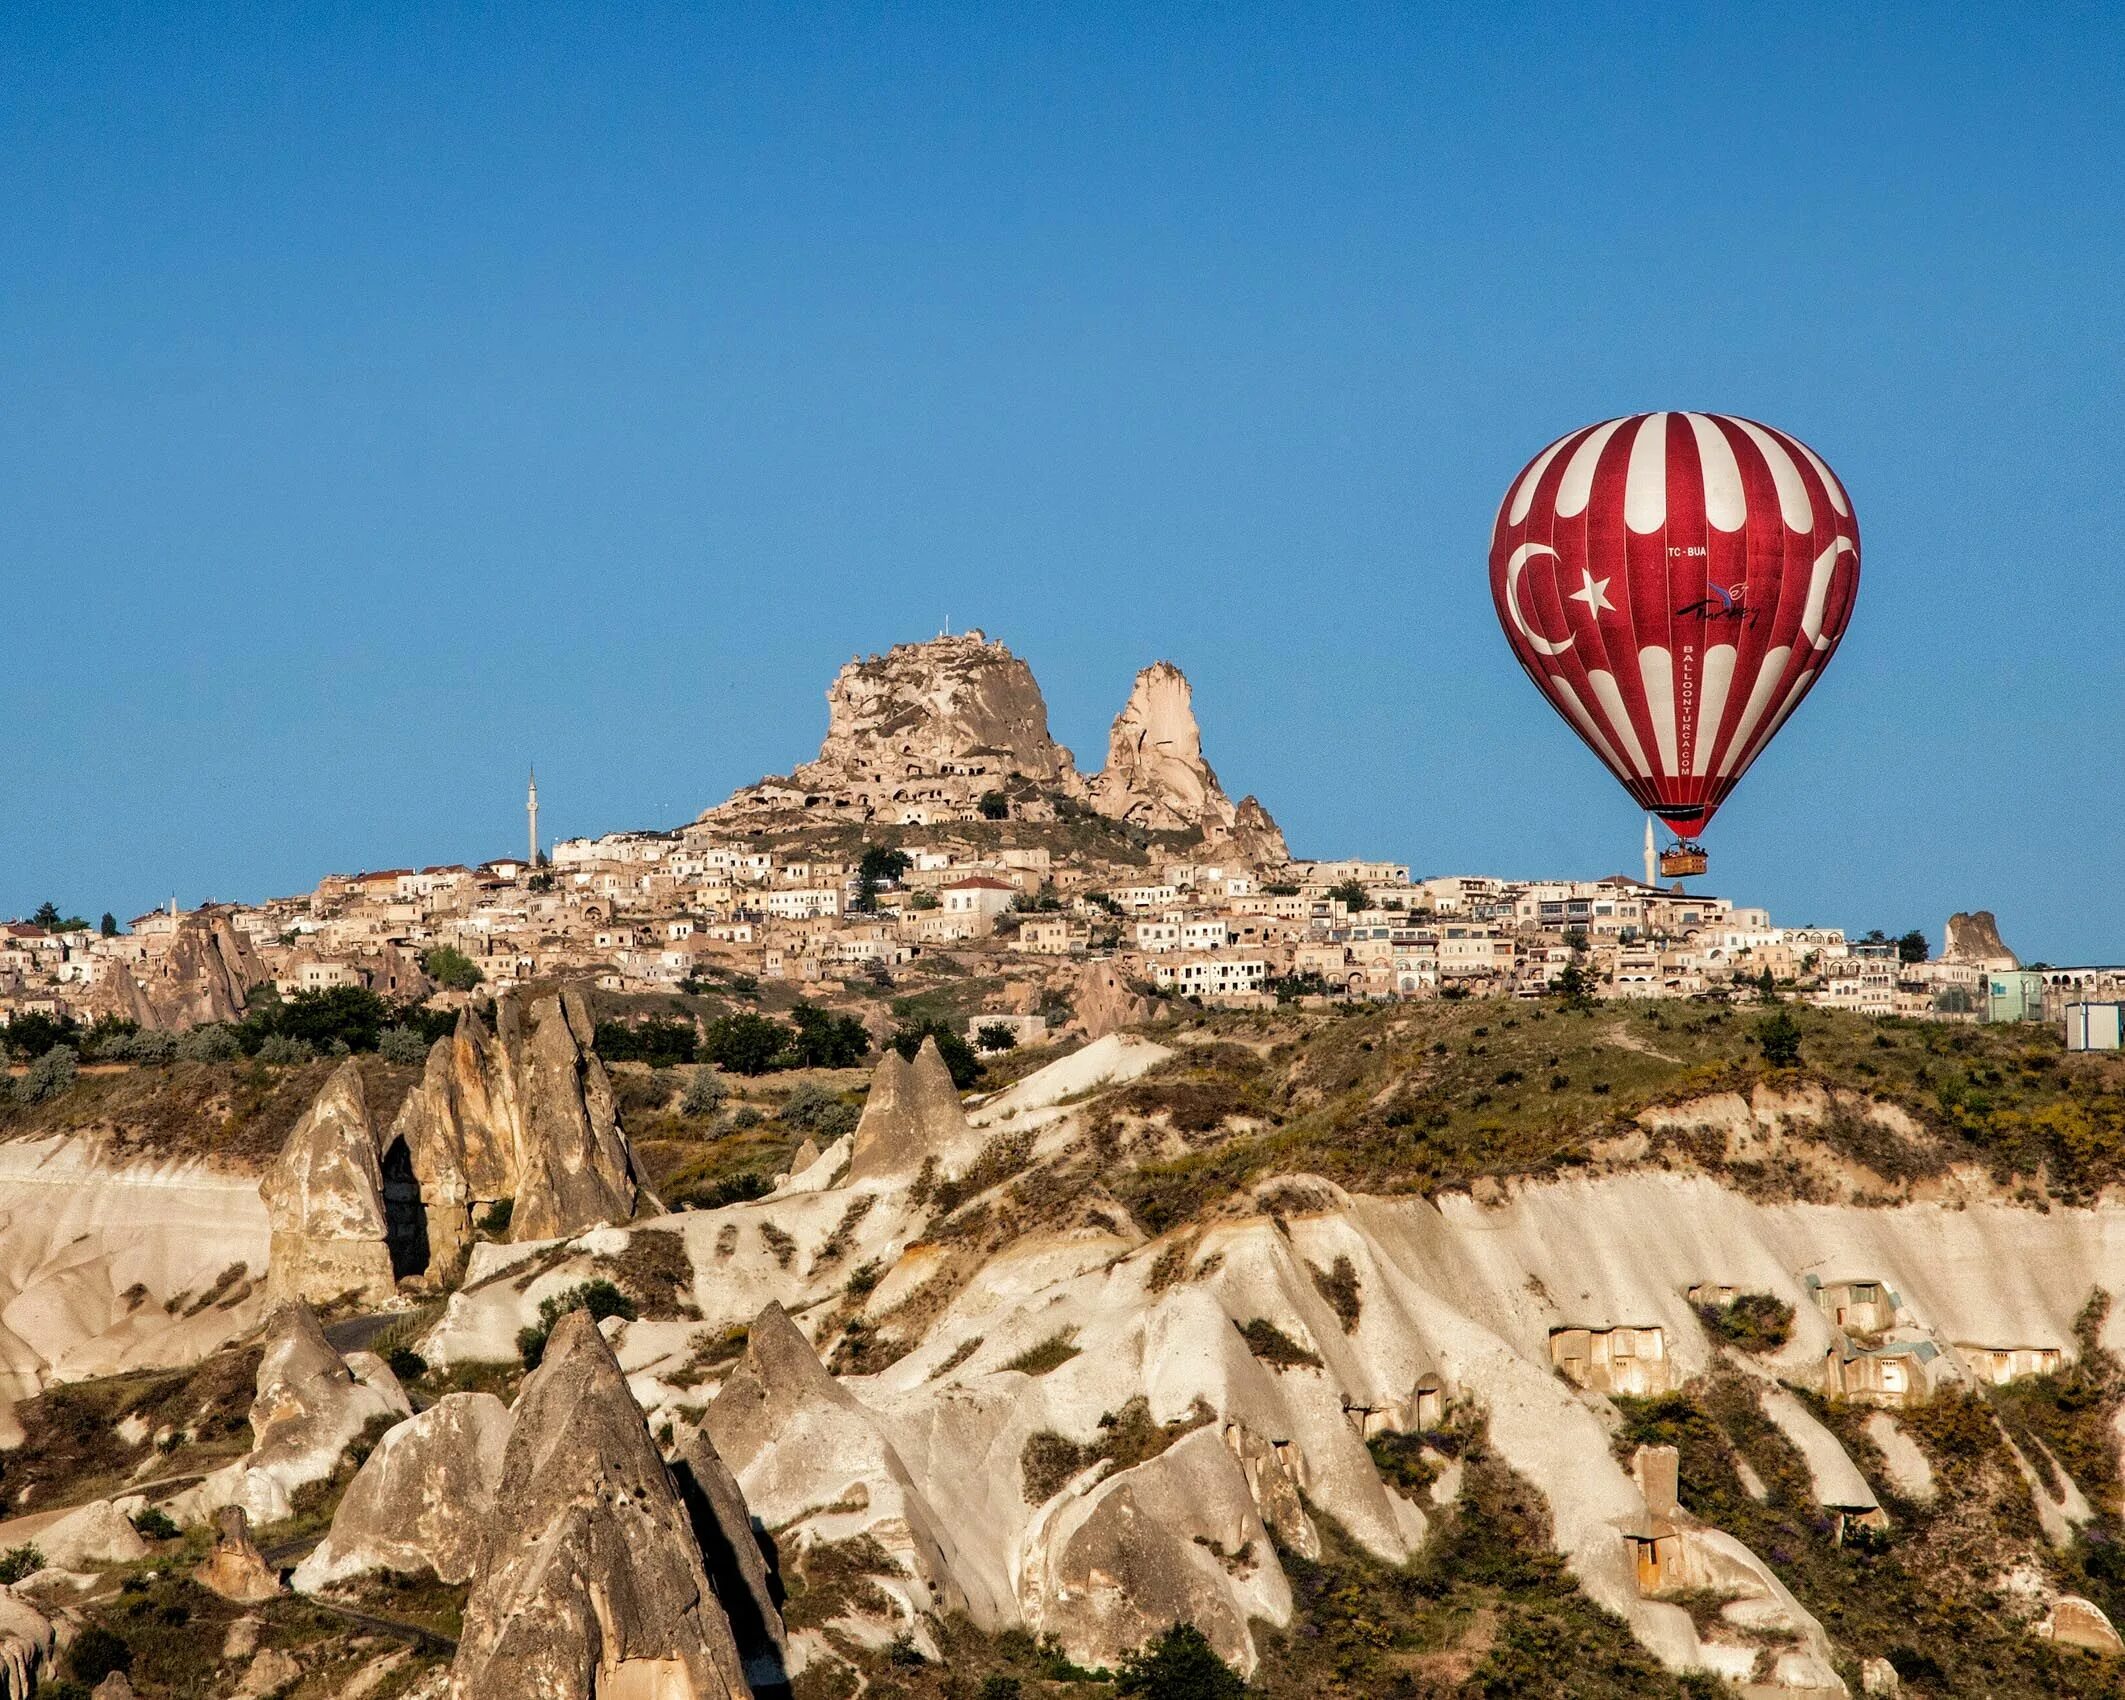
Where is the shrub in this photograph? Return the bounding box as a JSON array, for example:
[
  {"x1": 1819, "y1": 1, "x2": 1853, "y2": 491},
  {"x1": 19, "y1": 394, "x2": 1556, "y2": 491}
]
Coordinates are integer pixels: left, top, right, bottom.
[
  {"x1": 176, "y1": 1023, "x2": 241, "y2": 1062},
  {"x1": 976, "y1": 1022, "x2": 1020, "y2": 1054},
  {"x1": 477, "y1": 1198, "x2": 514, "y2": 1235},
  {"x1": 594, "y1": 1016, "x2": 699, "y2": 1067},
  {"x1": 781, "y1": 1082, "x2": 859, "y2": 1138},
  {"x1": 704, "y1": 1012, "x2": 791, "y2": 1075},
  {"x1": 385, "y1": 1346, "x2": 428, "y2": 1382},
  {"x1": 256, "y1": 1032, "x2": 316, "y2": 1065},
  {"x1": 1697, "y1": 1292, "x2": 1794, "y2": 1354},
  {"x1": 112, "y1": 1028, "x2": 178, "y2": 1064},
  {"x1": 1238, "y1": 1318, "x2": 1321, "y2": 1368},
  {"x1": 3, "y1": 1012, "x2": 77, "y2": 1060},
  {"x1": 1309, "y1": 1255, "x2": 1363, "y2": 1330},
  {"x1": 1756, "y1": 1008, "x2": 1802, "y2": 1067},
  {"x1": 979, "y1": 1675, "x2": 1023, "y2": 1700},
  {"x1": 728, "y1": 1104, "x2": 764, "y2": 1130},
  {"x1": 13, "y1": 1046, "x2": 77, "y2": 1104},
  {"x1": 0, "y1": 1544, "x2": 42, "y2": 1584},
  {"x1": 891, "y1": 1021, "x2": 982, "y2": 1088},
  {"x1": 788, "y1": 1003, "x2": 870, "y2": 1068},
  {"x1": 1003, "y1": 1329, "x2": 1082, "y2": 1376},
  {"x1": 681, "y1": 1069, "x2": 727, "y2": 1117},
  {"x1": 67, "y1": 1624, "x2": 131, "y2": 1685},
  {"x1": 377, "y1": 1024, "x2": 431, "y2": 1065},
  {"x1": 517, "y1": 1279, "x2": 638, "y2": 1368},
  {"x1": 129, "y1": 1506, "x2": 179, "y2": 1541},
  {"x1": 421, "y1": 944, "x2": 483, "y2": 991},
  {"x1": 1116, "y1": 1622, "x2": 1243, "y2": 1700}
]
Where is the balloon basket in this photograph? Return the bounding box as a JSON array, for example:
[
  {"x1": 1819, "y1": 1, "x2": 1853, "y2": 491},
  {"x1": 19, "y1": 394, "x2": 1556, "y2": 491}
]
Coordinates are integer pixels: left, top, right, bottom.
[{"x1": 1658, "y1": 845, "x2": 1709, "y2": 879}]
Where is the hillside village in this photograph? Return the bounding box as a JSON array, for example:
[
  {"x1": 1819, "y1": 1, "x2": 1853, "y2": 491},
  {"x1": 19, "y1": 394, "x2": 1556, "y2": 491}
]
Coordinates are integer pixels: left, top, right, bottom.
[{"x1": 4, "y1": 633, "x2": 2116, "y2": 1052}]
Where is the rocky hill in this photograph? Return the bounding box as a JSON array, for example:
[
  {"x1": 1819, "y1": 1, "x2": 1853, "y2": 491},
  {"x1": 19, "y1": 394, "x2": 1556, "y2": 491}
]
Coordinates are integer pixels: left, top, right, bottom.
[
  {"x1": 1, "y1": 998, "x2": 2122, "y2": 1698},
  {"x1": 710, "y1": 632, "x2": 1285, "y2": 863}
]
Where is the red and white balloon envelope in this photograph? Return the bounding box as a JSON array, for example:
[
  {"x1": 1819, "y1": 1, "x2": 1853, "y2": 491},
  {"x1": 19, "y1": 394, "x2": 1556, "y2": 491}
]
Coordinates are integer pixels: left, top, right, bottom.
[{"x1": 1490, "y1": 412, "x2": 1860, "y2": 846}]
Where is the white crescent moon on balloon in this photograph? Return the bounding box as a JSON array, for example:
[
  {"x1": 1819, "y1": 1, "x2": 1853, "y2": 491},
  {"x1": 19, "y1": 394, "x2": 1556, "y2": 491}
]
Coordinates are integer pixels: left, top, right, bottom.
[{"x1": 1505, "y1": 542, "x2": 1574, "y2": 656}]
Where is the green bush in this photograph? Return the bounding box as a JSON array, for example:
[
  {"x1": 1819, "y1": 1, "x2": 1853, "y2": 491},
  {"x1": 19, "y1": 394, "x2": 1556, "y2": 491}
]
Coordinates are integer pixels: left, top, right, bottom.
[
  {"x1": 130, "y1": 1506, "x2": 179, "y2": 1541},
  {"x1": 256, "y1": 1032, "x2": 315, "y2": 1064},
  {"x1": 378, "y1": 1024, "x2": 431, "y2": 1065},
  {"x1": 67, "y1": 1624, "x2": 131, "y2": 1685},
  {"x1": 0, "y1": 1544, "x2": 42, "y2": 1583},
  {"x1": 13, "y1": 1046, "x2": 77, "y2": 1104},
  {"x1": 704, "y1": 1012, "x2": 792, "y2": 1075},
  {"x1": 1697, "y1": 1292, "x2": 1794, "y2": 1353},
  {"x1": 176, "y1": 1023, "x2": 241, "y2": 1062},
  {"x1": 594, "y1": 1016, "x2": 699, "y2": 1067},
  {"x1": 1116, "y1": 1623, "x2": 1243, "y2": 1700},
  {"x1": 517, "y1": 1279, "x2": 638, "y2": 1368},
  {"x1": 681, "y1": 1069, "x2": 727, "y2": 1117},
  {"x1": 421, "y1": 944, "x2": 484, "y2": 991}
]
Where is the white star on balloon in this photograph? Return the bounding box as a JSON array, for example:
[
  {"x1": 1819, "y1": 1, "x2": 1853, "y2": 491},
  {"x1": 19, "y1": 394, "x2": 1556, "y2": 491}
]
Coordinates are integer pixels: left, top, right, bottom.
[{"x1": 1568, "y1": 568, "x2": 1616, "y2": 615}]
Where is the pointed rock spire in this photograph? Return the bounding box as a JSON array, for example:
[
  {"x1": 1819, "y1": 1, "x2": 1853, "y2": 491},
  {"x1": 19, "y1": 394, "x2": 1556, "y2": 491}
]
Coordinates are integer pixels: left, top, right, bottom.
[
  {"x1": 845, "y1": 1038, "x2": 969, "y2": 1182},
  {"x1": 261, "y1": 1059, "x2": 397, "y2": 1308},
  {"x1": 450, "y1": 1309, "x2": 748, "y2": 1700}
]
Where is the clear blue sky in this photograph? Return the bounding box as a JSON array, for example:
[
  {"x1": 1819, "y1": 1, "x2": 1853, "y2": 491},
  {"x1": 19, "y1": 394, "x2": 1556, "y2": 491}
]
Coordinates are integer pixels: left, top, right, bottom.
[{"x1": 5, "y1": 6, "x2": 2120, "y2": 962}]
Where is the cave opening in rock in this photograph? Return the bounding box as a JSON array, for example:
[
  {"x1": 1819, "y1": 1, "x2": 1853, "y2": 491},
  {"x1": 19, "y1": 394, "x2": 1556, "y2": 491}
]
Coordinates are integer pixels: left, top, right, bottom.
[{"x1": 380, "y1": 1136, "x2": 430, "y2": 1282}]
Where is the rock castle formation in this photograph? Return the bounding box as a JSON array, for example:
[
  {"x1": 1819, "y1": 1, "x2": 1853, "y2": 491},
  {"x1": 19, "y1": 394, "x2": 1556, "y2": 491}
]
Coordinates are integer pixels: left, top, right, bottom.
[
  {"x1": 710, "y1": 632, "x2": 1287, "y2": 861},
  {"x1": 1943, "y1": 909, "x2": 2020, "y2": 971}
]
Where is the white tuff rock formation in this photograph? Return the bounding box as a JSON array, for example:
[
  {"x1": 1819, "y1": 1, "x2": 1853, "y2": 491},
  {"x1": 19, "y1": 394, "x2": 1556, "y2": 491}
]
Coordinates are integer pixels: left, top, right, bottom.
[
  {"x1": 260, "y1": 1059, "x2": 397, "y2": 1309},
  {"x1": 715, "y1": 632, "x2": 1078, "y2": 821},
  {"x1": 399, "y1": 1041, "x2": 2125, "y2": 1691},
  {"x1": 294, "y1": 1392, "x2": 513, "y2": 1592},
  {"x1": 449, "y1": 1308, "x2": 750, "y2": 1700},
  {"x1": 1943, "y1": 910, "x2": 2019, "y2": 970},
  {"x1": 171, "y1": 1302, "x2": 410, "y2": 1528},
  {"x1": 390, "y1": 988, "x2": 646, "y2": 1265}
]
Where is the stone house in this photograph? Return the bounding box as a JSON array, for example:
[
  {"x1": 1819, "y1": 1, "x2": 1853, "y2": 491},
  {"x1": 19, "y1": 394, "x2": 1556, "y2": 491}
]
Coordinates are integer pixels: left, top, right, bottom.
[
  {"x1": 1805, "y1": 1275, "x2": 1900, "y2": 1335},
  {"x1": 1549, "y1": 1324, "x2": 1672, "y2": 1396}
]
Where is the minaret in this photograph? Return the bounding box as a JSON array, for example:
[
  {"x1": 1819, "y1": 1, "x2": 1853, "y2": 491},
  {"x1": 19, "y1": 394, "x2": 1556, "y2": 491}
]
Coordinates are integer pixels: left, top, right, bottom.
[
  {"x1": 1643, "y1": 817, "x2": 1657, "y2": 888},
  {"x1": 527, "y1": 768, "x2": 540, "y2": 869}
]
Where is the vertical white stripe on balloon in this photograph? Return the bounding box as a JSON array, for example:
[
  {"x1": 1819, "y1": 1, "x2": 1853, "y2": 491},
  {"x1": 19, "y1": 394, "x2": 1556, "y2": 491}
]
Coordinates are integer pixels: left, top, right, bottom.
[
  {"x1": 1779, "y1": 429, "x2": 1851, "y2": 518},
  {"x1": 1799, "y1": 535, "x2": 1854, "y2": 650},
  {"x1": 1730, "y1": 668, "x2": 1817, "y2": 779},
  {"x1": 1506, "y1": 430, "x2": 1580, "y2": 526},
  {"x1": 1715, "y1": 646, "x2": 1792, "y2": 776},
  {"x1": 1691, "y1": 644, "x2": 1738, "y2": 777},
  {"x1": 1638, "y1": 646, "x2": 1678, "y2": 773},
  {"x1": 1588, "y1": 669, "x2": 1654, "y2": 777},
  {"x1": 1547, "y1": 674, "x2": 1631, "y2": 780},
  {"x1": 1685, "y1": 413, "x2": 1747, "y2": 531},
  {"x1": 1624, "y1": 412, "x2": 1669, "y2": 533},
  {"x1": 1731, "y1": 419, "x2": 1814, "y2": 532},
  {"x1": 1554, "y1": 417, "x2": 1630, "y2": 518}
]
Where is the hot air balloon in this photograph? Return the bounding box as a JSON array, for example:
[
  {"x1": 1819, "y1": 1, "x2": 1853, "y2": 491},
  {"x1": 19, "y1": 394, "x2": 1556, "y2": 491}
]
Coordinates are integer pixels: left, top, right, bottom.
[{"x1": 1489, "y1": 412, "x2": 1859, "y2": 875}]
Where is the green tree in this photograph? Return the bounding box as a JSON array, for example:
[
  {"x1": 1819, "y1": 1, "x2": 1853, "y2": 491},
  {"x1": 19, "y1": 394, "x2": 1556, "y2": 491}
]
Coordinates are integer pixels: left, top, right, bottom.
[
  {"x1": 1326, "y1": 879, "x2": 1369, "y2": 914},
  {"x1": 30, "y1": 902, "x2": 59, "y2": 930},
  {"x1": 1754, "y1": 968, "x2": 1779, "y2": 1004},
  {"x1": 3, "y1": 1011, "x2": 79, "y2": 1060},
  {"x1": 852, "y1": 844, "x2": 912, "y2": 913},
  {"x1": 1756, "y1": 1006, "x2": 1802, "y2": 1068},
  {"x1": 892, "y1": 1021, "x2": 982, "y2": 1088},
  {"x1": 98, "y1": 912, "x2": 118, "y2": 938},
  {"x1": 703, "y1": 1012, "x2": 791, "y2": 1075},
  {"x1": 1116, "y1": 1623, "x2": 1244, "y2": 1700},
  {"x1": 1552, "y1": 961, "x2": 1596, "y2": 1010},
  {"x1": 421, "y1": 944, "x2": 483, "y2": 991},
  {"x1": 975, "y1": 1021, "x2": 1019, "y2": 1053},
  {"x1": 788, "y1": 1002, "x2": 870, "y2": 1068},
  {"x1": 593, "y1": 1016, "x2": 699, "y2": 1067},
  {"x1": 978, "y1": 791, "x2": 1010, "y2": 821},
  {"x1": 1897, "y1": 929, "x2": 1929, "y2": 964}
]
